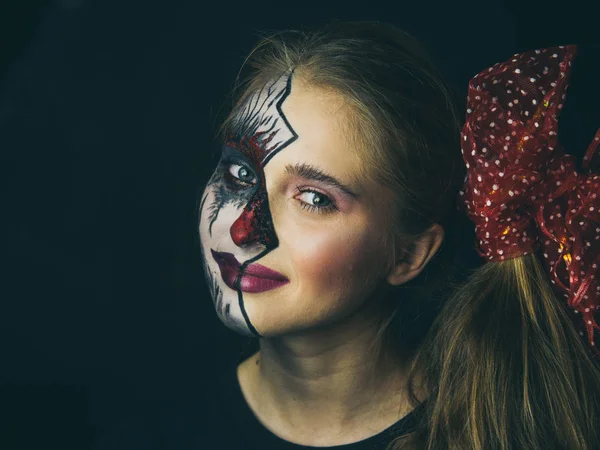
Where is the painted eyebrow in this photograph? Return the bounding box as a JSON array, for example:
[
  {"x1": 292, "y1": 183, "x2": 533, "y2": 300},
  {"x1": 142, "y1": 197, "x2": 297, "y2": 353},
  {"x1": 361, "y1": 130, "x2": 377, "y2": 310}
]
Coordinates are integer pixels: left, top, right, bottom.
[{"x1": 284, "y1": 162, "x2": 359, "y2": 198}]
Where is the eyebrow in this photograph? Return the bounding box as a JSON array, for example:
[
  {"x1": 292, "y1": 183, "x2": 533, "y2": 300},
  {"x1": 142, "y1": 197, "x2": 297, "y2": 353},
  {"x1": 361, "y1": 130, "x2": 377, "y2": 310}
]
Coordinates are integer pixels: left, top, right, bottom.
[{"x1": 284, "y1": 162, "x2": 360, "y2": 198}]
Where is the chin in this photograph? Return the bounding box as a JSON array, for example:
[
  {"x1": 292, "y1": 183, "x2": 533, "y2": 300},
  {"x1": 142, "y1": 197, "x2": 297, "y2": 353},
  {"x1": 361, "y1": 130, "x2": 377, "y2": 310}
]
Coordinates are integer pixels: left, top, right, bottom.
[
  {"x1": 219, "y1": 307, "x2": 256, "y2": 337},
  {"x1": 222, "y1": 318, "x2": 257, "y2": 337}
]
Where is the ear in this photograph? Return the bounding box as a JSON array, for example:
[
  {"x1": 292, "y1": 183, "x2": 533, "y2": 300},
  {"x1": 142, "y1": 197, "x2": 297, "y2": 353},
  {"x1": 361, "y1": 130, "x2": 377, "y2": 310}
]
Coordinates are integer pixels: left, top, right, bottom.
[{"x1": 386, "y1": 223, "x2": 445, "y2": 286}]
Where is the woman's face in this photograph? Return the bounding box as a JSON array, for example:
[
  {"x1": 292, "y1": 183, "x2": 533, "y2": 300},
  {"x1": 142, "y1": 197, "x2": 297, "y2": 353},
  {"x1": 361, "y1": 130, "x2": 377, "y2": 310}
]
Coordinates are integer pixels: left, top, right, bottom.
[{"x1": 198, "y1": 72, "x2": 394, "y2": 337}]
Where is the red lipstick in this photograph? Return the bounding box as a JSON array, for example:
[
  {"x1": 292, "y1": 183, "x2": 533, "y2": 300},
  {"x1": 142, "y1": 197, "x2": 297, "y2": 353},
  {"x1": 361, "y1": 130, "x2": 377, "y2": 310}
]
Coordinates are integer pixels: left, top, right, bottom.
[{"x1": 211, "y1": 249, "x2": 289, "y2": 293}]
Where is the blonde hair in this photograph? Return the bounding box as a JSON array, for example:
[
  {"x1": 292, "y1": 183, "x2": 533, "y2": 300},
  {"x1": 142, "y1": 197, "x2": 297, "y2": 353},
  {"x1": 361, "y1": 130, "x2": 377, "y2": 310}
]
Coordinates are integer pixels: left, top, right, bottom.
[{"x1": 217, "y1": 20, "x2": 600, "y2": 449}]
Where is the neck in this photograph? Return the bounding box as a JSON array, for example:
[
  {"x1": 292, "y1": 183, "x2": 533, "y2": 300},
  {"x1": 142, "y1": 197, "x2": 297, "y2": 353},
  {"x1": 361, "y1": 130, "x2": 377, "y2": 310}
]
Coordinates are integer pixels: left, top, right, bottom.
[
  {"x1": 259, "y1": 336, "x2": 398, "y2": 413},
  {"x1": 237, "y1": 302, "x2": 424, "y2": 446}
]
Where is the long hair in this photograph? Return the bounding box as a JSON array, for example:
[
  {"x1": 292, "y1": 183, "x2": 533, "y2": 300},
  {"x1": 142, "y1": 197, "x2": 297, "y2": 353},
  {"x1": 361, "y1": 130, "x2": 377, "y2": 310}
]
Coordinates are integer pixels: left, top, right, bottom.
[{"x1": 217, "y1": 20, "x2": 600, "y2": 449}]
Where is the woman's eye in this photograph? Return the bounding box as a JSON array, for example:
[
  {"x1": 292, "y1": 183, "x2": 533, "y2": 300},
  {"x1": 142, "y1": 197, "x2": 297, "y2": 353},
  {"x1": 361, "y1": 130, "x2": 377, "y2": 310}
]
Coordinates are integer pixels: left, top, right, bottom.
[
  {"x1": 296, "y1": 188, "x2": 337, "y2": 214},
  {"x1": 227, "y1": 163, "x2": 256, "y2": 185},
  {"x1": 298, "y1": 190, "x2": 331, "y2": 207}
]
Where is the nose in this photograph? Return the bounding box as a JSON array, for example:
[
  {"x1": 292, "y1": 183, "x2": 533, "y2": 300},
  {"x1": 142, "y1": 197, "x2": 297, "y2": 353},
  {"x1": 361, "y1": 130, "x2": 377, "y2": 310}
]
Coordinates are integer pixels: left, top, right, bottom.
[{"x1": 230, "y1": 206, "x2": 261, "y2": 247}]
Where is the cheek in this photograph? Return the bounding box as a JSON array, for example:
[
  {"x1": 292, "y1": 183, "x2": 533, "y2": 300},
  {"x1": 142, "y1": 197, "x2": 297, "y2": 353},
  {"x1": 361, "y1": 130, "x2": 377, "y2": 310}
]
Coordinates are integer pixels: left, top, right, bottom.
[
  {"x1": 198, "y1": 185, "x2": 244, "y2": 243},
  {"x1": 281, "y1": 215, "x2": 383, "y2": 293}
]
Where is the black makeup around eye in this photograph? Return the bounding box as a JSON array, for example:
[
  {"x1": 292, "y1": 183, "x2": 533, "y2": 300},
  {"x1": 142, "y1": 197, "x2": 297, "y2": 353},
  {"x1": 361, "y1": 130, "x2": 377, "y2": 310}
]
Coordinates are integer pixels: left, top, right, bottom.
[
  {"x1": 220, "y1": 146, "x2": 257, "y2": 170},
  {"x1": 220, "y1": 146, "x2": 259, "y2": 189}
]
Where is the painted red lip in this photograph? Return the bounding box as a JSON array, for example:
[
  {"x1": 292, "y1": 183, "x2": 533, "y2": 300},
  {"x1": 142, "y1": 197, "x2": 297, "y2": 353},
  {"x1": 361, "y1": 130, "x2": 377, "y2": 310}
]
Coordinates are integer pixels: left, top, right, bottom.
[{"x1": 211, "y1": 249, "x2": 289, "y2": 293}]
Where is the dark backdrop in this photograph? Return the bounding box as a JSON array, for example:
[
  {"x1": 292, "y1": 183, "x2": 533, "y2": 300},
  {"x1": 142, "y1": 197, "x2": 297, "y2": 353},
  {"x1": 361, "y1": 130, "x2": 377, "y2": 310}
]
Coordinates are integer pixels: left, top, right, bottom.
[{"x1": 1, "y1": 1, "x2": 598, "y2": 449}]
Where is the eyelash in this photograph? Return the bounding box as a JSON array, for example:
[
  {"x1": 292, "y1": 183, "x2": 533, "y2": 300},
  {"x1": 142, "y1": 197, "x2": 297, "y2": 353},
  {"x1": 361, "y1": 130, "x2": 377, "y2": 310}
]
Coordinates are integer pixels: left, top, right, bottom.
[{"x1": 220, "y1": 162, "x2": 337, "y2": 215}]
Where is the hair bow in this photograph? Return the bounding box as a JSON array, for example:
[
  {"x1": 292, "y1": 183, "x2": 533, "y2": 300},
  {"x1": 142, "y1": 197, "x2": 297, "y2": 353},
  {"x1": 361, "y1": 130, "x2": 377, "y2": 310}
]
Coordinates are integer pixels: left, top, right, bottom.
[{"x1": 458, "y1": 45, "x2": 600, "y2": 354}]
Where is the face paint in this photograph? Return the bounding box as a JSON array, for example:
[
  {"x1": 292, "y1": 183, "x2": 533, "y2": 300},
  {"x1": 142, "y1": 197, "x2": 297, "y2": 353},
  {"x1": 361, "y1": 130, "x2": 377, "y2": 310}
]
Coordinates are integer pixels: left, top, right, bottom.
[{"x1": 199, "y1": 72, "x2": 298, "y2": 336}]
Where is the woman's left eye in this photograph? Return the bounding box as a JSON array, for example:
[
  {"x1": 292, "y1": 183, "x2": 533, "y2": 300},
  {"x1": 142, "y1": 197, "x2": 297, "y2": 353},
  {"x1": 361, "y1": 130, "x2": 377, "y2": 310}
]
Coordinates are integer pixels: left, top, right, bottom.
[{"x1": 296, "y1": 187, "x2": 337, "y2": 214}]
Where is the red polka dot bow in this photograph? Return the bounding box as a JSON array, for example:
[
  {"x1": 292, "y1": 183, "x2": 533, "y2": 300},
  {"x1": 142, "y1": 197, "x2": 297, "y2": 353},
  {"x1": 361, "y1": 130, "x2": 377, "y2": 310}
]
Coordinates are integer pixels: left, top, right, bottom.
[{"x1": 458, "y1": 45, "x2": 600, "y2": 354}]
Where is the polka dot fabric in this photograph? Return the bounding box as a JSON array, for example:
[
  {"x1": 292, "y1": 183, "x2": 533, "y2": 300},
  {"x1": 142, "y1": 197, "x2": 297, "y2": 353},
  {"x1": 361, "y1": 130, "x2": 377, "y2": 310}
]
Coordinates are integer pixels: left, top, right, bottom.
[{"x1": 458, "y1": 45, "x2": 600, "y2": 354}]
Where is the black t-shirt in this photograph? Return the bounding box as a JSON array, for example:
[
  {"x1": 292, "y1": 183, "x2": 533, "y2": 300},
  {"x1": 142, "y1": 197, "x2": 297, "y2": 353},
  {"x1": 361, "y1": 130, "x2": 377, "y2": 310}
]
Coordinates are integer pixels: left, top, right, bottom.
[{"x1": 93, "y1": 365, "x2": 424, "y2": 450}]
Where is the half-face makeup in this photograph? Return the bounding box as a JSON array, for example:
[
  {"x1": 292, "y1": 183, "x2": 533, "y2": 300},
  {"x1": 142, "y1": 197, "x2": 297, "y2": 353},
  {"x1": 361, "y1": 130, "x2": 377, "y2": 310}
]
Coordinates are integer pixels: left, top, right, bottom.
[{"x1": 199, "y1": 72, "x2": 298, "y2": 336}]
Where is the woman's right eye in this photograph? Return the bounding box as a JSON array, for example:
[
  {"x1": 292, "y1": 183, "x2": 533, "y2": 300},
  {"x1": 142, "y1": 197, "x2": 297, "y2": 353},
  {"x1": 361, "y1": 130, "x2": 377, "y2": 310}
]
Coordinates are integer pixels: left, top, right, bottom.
[{"x1": 225, "y1": 163, "x2": 257, "y2": 187}]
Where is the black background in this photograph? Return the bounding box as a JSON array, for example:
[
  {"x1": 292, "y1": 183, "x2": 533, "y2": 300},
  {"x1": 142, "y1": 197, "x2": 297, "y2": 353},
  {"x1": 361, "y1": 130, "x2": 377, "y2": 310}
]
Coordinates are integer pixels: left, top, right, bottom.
[{"x1": 1, "y1": 1, "x2": 599, "y2": 448}]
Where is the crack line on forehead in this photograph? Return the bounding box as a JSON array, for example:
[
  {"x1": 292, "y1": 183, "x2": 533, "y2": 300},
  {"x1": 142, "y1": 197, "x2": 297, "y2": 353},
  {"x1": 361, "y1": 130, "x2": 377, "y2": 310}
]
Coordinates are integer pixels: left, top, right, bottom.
[
  {"x1": 262, "y1": 72, "x2": 298, "y2": 166},
  {"x1": 226, "y1": 71, "x2": 297, "y2": 157}
]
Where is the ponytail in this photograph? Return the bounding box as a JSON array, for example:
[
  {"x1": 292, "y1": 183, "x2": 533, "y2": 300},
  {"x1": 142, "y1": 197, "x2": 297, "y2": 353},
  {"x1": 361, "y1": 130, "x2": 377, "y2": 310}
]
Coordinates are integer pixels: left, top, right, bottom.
[{"x1": 392, "y1": 254, "x2": 600, "y2": 449}]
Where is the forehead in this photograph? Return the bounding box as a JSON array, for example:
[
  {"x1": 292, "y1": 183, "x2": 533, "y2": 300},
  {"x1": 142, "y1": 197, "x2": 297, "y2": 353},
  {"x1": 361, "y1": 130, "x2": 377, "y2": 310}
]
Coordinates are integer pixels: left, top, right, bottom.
[
  {"x1": 227, "y1": 73, "x2": 364, "y2": 165},
  {"x1": 274, "y1": 81, "x2": 362, "y2": 170},
  {"x1": 247, "y1": 77, "x2": 361, "y2": 157}
]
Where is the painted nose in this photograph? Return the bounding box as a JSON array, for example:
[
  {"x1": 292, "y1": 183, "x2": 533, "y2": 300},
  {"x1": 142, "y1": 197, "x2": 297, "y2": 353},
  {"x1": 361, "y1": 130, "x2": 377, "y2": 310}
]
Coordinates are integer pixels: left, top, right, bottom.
[{"x1": 230, "y1": 206, "x2": 261, "y2": 247}]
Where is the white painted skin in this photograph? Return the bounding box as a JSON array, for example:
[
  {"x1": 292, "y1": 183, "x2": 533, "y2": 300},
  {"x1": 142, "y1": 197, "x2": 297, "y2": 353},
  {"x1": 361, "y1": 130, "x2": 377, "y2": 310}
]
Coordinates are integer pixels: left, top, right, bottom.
[{"x1": 198, "y1": 72, "x2": 298, "y2": 336}]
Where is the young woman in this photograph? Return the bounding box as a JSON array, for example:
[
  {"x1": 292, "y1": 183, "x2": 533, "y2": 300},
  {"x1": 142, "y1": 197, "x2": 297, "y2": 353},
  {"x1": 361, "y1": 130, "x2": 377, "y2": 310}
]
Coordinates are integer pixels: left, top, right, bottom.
[{"x1": 197, "y1": 21, "x2": 600, "y2": 450}]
